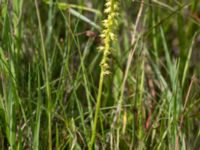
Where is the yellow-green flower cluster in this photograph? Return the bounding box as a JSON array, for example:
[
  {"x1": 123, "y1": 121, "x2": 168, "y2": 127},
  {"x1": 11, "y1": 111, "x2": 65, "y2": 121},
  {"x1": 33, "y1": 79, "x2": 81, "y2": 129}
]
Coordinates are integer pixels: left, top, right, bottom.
[{"x1": 99, "y1": 0, "x2": 119, "y2": 75}]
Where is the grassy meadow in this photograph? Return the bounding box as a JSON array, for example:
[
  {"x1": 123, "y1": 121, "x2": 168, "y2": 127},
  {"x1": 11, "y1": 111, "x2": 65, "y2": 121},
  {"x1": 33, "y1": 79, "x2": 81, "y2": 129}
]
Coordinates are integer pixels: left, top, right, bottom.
[{"x1": 0, "y1": 0, "x2": 200, "y2": 149}]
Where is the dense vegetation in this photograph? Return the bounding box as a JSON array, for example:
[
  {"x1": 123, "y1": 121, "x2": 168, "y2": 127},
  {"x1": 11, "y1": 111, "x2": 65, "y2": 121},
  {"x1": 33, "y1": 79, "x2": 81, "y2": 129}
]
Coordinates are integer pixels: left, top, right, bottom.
[{"x1": 0, "y1": 0, "x2": 200, "y2": 149}]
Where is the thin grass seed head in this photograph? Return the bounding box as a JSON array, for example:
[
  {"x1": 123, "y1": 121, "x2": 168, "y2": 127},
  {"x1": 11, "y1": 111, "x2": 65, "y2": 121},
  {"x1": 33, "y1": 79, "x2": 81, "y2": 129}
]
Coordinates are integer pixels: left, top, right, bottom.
[{"x1": 99, "y1": 0, "x2": 119, "y2": 75}]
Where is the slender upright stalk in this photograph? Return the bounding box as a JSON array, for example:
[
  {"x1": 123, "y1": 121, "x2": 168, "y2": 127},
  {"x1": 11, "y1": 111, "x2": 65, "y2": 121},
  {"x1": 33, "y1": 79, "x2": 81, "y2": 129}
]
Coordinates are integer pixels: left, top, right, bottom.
[
  {"x1": 89, "y1": 0, "x2": 119, "y2": 149},
  {"x1": 34, "y1": 0, "x2": 52, "y2": 149},
  {"x1": 89, "y1": 71, "x2": 104, "y2": 149}
]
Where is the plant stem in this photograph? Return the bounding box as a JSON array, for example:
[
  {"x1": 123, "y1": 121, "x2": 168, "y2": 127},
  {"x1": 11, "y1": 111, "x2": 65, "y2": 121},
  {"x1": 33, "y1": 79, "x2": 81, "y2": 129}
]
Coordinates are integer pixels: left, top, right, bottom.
[
  {"x1": 89, "y1": 71, "x2": 104, "y2": 150},
  {"x1": 34, "y1": 0, "x2": 52, "y2": 149}
]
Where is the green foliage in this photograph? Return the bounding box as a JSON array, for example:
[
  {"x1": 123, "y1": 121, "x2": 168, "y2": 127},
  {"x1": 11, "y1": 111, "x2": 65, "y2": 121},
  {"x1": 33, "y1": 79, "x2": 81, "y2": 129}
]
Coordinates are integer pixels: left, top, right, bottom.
[{"x1": 0, "y1": 0, "x2": 200, "y2": 149}]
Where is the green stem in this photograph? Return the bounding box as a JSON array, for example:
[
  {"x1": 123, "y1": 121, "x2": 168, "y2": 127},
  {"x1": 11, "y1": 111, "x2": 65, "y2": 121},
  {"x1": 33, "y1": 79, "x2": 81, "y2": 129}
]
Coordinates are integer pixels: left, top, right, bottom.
[
  {"x1": 48, "y1": 111, "x2": 52, "y2": 150},
  {"x1": 34, "y1": 0, "x2": 52, "y2": 149},
  {"x1": 89, "y1": 71, "x2": 104, "y2": 150}
]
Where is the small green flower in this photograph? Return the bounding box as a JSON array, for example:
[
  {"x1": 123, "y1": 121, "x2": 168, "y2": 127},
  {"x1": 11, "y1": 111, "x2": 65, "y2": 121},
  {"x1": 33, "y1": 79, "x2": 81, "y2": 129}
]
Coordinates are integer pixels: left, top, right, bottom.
[{"x1": 99, "y1": 0, "x2": 119, "y2": 75}]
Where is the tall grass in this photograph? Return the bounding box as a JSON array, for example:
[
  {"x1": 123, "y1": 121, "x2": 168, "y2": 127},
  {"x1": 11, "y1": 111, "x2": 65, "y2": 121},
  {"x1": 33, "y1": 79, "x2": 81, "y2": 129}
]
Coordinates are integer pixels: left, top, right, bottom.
[{"x1": 0, "y1": 0, "x2": 200, "y2": 149}]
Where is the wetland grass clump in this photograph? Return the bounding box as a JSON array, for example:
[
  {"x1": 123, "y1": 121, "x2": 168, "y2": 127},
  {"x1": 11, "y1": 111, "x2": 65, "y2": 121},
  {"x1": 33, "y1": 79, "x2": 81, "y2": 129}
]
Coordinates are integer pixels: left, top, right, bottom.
[{"x1": 0, "y1": 0, "x2": 200, "y2": 149}]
